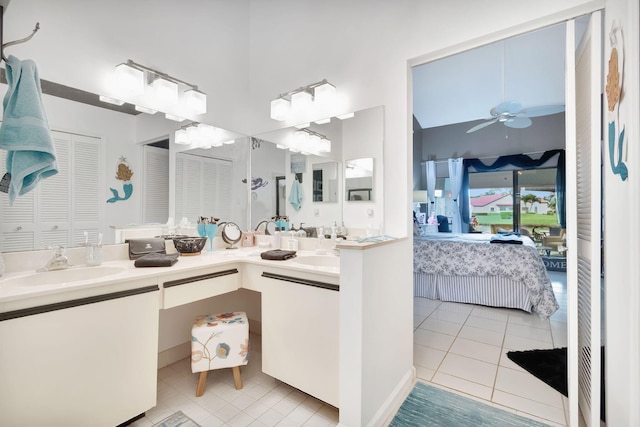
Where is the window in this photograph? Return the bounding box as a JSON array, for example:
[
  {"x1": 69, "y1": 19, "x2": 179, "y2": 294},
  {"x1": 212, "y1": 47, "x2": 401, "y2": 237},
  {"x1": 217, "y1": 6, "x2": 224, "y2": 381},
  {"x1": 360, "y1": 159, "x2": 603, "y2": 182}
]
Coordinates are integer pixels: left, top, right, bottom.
[{"x1": 468, "y1": 168, "x2": 560, "y2": 240}]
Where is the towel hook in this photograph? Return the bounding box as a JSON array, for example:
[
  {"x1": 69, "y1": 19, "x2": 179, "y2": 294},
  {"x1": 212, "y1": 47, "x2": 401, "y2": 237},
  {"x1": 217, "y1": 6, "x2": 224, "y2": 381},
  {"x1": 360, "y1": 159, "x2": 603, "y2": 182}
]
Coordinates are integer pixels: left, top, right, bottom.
[{"x1": 1, "y1": 22, "x2": 40, "y2": 63}]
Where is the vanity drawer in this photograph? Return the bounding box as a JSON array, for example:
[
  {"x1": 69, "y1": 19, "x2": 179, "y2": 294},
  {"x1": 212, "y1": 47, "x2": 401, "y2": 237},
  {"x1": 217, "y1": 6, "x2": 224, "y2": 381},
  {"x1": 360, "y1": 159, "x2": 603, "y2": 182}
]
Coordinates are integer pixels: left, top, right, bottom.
[{"x1": 162, "y1": 269, "x2": 240, "y2": 309}]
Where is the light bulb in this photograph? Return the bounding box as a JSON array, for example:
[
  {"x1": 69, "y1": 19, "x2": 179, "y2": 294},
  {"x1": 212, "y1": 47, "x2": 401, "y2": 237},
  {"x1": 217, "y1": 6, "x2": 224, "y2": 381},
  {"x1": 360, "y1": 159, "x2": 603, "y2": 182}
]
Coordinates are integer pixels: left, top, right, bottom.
[{"x1": 271, "y1": 97, "x2": 291, "y2": 121}]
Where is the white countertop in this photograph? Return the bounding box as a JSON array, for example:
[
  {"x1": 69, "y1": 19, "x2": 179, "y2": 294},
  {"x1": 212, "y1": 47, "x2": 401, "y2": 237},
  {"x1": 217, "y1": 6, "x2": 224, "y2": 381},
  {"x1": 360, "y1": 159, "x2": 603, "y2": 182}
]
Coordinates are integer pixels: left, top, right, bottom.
[{"x1": 0, "y1": 247, "x2": 339, "y2": 312}]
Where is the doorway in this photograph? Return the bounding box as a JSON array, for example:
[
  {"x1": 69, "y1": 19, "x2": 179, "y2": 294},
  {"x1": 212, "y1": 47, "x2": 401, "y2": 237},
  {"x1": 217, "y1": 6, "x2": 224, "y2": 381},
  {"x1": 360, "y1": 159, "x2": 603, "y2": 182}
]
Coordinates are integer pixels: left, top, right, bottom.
[{"x1": 409, "y1": 12, "x2": 603, "y2": 426}]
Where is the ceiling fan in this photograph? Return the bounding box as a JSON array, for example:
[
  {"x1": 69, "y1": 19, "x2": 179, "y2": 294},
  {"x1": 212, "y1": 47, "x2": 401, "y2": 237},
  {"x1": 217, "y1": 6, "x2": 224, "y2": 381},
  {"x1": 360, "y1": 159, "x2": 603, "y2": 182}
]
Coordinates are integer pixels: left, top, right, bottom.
[{"x1": 466, "y1": 101, "x2": 565, "y2": 133}]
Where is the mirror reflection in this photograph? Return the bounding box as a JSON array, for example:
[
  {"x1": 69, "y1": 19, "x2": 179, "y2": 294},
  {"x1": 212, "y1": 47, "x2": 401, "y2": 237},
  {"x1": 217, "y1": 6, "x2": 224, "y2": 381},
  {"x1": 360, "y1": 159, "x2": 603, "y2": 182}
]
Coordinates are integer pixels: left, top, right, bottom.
[
  {"x1": 0, "y1": 83, "x2": 249, "y2": 252},
  {"x1": 345, "y1": 158, "x2": 374, "y2": 201},
  {"x1": 312, "y1": 162, "x2": 339, "y2": 203},
  {"x1": 250, "y1": 122, "x2": 343, "y2": 232}
]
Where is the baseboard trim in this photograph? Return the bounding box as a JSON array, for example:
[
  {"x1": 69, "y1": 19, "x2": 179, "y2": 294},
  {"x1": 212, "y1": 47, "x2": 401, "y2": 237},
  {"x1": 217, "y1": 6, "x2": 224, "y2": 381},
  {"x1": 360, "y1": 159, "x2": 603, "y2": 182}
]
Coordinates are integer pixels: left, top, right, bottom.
[{"x1": 367, "y1": 367, "x2": 416, "y2": 427}]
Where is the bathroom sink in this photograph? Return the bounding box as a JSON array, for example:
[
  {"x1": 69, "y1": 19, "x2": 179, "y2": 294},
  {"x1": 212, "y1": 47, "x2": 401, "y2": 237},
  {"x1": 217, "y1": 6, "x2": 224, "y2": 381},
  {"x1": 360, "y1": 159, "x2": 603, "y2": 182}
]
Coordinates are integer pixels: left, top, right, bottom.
[
  {"x1": 1, "y1": 266, "x2": 126, "y2": 287},
  {"x1": 291, "y1": 255, "x2": 340, "y2": 269}
]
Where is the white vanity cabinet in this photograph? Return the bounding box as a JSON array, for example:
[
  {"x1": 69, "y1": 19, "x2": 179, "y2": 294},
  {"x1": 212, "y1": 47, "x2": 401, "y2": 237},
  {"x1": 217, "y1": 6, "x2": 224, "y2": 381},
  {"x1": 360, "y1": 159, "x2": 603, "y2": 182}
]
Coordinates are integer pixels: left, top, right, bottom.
[
  {"x1": 162, "y1": 267, "x2": 241, "y2": 308},
  {"x1": 0, "y1": 285, "x2": 160, "y2": 427},
  {"x1": 252, "y1": 267, "x2": 339, "y2": 407}
]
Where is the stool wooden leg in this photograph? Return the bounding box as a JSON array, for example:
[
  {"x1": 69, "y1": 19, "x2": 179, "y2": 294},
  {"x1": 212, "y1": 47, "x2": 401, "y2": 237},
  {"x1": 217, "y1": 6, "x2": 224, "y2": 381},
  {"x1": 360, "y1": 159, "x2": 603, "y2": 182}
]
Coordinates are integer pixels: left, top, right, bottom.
[
  {"x1": 196, "y1": 371, "x2": 208, "y2": 397},
  {"x1": 232, "y1": 366, "x2": 243, "y2": 390}
]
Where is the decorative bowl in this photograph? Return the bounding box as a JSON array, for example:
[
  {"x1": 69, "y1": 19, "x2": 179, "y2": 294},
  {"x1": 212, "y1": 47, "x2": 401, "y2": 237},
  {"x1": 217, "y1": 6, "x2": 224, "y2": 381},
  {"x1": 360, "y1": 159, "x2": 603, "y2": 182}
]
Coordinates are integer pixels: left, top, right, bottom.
[{"x1": 172, "y1": 237, "x2": 207, "y2": 255}]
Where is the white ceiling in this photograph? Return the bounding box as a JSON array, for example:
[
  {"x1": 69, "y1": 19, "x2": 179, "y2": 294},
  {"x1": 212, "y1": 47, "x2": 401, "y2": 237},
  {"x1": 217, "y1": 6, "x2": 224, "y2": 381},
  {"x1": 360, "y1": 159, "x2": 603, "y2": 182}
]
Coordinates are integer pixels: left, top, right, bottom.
[{"x1": 412, "y1": 22, "x2": 567, "y2": 129}]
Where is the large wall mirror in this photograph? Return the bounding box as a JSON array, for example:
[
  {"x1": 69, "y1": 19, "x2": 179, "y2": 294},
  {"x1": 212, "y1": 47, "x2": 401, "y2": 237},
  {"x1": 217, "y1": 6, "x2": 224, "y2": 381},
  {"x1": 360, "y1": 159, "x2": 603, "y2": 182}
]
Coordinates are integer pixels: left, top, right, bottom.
[
  {"x1": 250, "y1": 105, "x2": 384, "y2": 232},
  {"x1": 0, "y1": 83, "x2": 249, "y2": 252}
]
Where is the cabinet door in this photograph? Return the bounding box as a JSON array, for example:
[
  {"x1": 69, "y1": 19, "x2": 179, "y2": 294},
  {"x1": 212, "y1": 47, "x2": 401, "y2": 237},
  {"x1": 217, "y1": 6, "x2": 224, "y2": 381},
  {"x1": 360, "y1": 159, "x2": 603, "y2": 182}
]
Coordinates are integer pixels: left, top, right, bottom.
[
  {"x1": 0, "y1": 287, "x2": 159, "y2": 426},
  {"x1": 261, "y1": 275, "x2": 339, "y2": 407}
]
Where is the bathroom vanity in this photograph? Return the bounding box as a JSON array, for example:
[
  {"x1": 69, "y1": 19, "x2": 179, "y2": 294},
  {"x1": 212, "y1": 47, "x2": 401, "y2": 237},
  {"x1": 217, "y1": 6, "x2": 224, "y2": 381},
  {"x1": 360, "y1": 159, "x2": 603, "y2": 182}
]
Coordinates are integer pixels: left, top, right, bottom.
[{"x1": 0, "y1": 245, "x2": 340, "y2": 426}]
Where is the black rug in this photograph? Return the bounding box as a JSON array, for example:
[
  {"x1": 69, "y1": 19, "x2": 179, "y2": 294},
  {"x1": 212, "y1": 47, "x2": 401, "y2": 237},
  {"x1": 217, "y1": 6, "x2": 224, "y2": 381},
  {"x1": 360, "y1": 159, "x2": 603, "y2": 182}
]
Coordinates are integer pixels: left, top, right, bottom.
[{"x1": 507, "y1": 346, "x2": 605, "y2": 422}]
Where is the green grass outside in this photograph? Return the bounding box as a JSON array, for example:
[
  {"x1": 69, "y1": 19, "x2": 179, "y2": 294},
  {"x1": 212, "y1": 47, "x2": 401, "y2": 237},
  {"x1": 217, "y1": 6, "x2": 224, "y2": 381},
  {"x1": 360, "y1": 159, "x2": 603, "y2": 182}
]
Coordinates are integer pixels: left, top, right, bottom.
[{"x1": 475, "y1": 213, "x2": 559, "y2": 227}]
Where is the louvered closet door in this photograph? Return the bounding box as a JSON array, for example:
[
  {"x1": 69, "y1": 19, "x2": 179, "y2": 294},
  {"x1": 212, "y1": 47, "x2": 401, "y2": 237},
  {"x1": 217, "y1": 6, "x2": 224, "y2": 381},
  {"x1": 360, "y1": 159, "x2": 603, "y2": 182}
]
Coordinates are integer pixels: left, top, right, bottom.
[
  {"x1": 0, "y1": 131, "x2": 102, "y2": 251},
  {"x1": 175, "y1": 152, "x2": 234, "y2": 222},
  {"x1": 566, "y1": 12, "x2": 603, "y2": 427},
  {"x1": 143, "y1": 145, "x2": 169, "y2": 224},
  {"x1": 0, "y1": 150, "x2": 36, "y2": 251},
  {"x1": 69, "y1": 133, "x2": 102, "y2": 246},
  {"x1": 38, "y1": 131, "x2": 71, "y2": 248}
]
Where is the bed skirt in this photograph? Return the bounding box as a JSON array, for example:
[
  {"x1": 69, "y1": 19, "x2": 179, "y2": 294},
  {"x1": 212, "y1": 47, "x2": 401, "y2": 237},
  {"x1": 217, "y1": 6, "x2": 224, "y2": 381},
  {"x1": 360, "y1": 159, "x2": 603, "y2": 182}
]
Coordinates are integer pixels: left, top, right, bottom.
[{"x1": 414, "y1": 272, "x2": 534, "y2": 313}]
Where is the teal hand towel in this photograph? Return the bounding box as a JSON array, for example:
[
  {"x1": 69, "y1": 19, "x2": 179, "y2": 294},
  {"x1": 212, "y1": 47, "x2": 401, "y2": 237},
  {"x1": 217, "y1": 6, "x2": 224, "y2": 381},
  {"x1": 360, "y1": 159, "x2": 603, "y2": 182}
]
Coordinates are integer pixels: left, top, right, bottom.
[
  {"x1": 0, "y1": 55, "x2": 57, "y2": 205},
  {"x1": 288, "y1": 178, "x2": 303, "y2": 210}
]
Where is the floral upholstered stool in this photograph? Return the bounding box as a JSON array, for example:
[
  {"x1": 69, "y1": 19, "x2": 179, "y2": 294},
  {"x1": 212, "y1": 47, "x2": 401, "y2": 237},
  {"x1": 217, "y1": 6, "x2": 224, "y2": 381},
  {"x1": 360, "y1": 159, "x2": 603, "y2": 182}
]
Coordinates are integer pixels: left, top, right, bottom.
[{"x1": 191, "y1": 311, "x2": 249, "y2": 397}]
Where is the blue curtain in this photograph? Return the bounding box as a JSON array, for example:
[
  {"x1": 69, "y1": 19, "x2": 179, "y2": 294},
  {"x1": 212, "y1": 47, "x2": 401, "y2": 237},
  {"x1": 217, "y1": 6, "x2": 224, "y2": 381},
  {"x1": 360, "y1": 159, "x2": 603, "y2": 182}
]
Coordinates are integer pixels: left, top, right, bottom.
[{"x1": 460, "y1": 149, "x2": 565, "y2": 229}]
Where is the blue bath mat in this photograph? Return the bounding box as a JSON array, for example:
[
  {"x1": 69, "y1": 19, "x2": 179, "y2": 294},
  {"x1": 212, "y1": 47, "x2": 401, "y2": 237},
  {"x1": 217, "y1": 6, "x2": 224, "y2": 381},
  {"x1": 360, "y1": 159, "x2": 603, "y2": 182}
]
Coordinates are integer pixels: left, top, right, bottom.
[{"x1": 389, "y1": 382, "x2": 551, "y2": 426}]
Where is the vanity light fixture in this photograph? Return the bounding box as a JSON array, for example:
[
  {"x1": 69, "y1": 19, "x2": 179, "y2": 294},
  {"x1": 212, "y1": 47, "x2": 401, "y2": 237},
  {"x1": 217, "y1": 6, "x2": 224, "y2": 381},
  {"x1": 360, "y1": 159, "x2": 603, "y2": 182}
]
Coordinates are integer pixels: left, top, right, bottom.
[
  {"x1": 103, "y1": 59, "x2": 207, "y2": 118},
  {"x1": 98, "y1": 95, "x2": 125, "y2": 106},
  {"x1": 114, "y1": 62, "x2": 144, "y2": 95},
  {"x1": 165, "y1": 113, "x2": 186, "y2": 122},
  {"x1": 134, "y1": 105, "x2": 157, "y2": 115},
  {"x1": 174, "y1": 122, "x2": 230, "y2": 149},
  {"x1": 289, "y1": 128, "x2": 331, "y2": 154},
  {"x1": 336, "y1": 112, "x2": 354, "y2": 120},
  {"x1": 270, "y1": 79, "x2": 338, "y2": 122}
]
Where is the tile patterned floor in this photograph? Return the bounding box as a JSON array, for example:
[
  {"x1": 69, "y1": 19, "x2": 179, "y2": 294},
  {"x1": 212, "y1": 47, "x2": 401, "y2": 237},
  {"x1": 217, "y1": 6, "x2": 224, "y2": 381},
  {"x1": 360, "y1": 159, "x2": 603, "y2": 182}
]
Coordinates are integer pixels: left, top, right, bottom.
[
  {"x1": 413, "y1": 271, "x2": 569, "y2": 426},
  {"x1": 132, "y1": 271, "x2": 567, "y2": 427},
  {"x1": 130, "y1": 335, "x2": 339, "y2": 427}
]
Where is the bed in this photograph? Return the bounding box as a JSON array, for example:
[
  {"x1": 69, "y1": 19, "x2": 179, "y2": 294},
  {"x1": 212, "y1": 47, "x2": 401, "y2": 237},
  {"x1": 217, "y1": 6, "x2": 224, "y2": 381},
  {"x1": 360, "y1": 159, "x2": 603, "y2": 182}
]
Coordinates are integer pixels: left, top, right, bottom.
[{"x1": 413, "y1": 233, "x2": 559, "y2": 318}]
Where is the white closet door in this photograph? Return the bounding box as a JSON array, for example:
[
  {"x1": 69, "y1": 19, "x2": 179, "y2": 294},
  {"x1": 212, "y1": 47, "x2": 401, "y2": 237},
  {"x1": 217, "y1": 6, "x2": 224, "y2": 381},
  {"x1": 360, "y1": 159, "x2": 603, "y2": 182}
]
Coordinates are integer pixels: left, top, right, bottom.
[
  {"x1": 175, "y1": 152, "x2": 233, "y2": 223},
  {"x1": 69, "y1": 133, "x2": 102, "y2": 247},
  {"x1": 566, "y1": 11, "x2": 603, "y2": 427},
  {"x1": 0, "y1": 149, "x2": 36, "y2": 251},
  {"x1": 39, "y1": 131, "x2": 71, "y2": 248},
  {"x1": 143, "y1": 146, "x2": 169, "y2": 224},
  {"x1": 0, "y1": 131, "x2": 102, "y2": 251}
]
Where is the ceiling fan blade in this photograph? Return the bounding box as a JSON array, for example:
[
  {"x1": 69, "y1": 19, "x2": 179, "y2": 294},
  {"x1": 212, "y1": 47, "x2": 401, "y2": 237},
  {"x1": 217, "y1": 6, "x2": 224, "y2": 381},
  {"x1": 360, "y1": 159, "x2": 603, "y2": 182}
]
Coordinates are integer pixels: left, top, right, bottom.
[
  {"x1": 504, "y1": 117, "x2": 532, "y2": 129},
  {"x1": 466, "y1": 119, "x2": 498, "y2": 133},
  {"x1": 493, "y1": 101, "x2": 522, "y2": 115},
  {"x1": 519, "y1": 104, "x2": 565, "y2": 117}
]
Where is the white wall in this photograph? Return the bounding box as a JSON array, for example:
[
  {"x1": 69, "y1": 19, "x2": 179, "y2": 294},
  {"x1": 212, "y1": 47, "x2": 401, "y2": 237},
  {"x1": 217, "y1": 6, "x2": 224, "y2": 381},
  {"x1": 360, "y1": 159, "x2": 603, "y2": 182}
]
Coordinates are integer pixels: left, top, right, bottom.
[
  {"x1": 603, "y1": 1, "x2": 640, "y2": 425},
  {"x1": 2, "y1": 0, "x2": 252, "y2": 134}
]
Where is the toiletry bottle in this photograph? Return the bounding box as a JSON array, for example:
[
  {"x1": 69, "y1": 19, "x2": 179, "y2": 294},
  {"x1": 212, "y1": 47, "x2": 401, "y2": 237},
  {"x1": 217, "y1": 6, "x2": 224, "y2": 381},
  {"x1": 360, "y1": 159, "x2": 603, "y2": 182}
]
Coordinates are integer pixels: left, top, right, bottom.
[
  {"x1": 273, "y1": 231, "x2": 281, "y2": 249},
  {"x1": 288, "y1": 231, "x2": 299, "y2": 251},
  {"x1": 316, "y1": 233, "x2": 326, "y2": 255}
]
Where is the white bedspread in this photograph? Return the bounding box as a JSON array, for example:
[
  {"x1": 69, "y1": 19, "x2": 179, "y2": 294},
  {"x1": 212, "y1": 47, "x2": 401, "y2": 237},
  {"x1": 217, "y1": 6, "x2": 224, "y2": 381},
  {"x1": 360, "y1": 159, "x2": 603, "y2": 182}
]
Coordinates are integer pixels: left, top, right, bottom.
[{"x1": 413, "y1": 233, "x2": 559, "y2": 318}]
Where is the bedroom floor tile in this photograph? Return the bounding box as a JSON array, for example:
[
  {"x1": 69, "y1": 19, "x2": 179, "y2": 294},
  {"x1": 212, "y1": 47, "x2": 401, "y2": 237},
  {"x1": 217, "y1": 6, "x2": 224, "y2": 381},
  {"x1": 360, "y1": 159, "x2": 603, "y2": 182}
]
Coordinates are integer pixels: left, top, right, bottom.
[
  {"x1": 464, "y1": 315, "x2": 507, "y2": 334},
  {"x1": 438, "y1": 353, "x2": 497, "y2": 387},
  {"x1": 458, "y1": 324, "x2": 505, "y2": 347},
  {"x1": 427, "y1": 307, "x2": 470, "y2": 324},
  {"x1": 414, "y1": 328, "x2": 455, "y2": 351},
  {"x1": 449, "y1": 337, "x2": 501, "y2": 364},
  {"x1": 431, "y1": 371, "x2": 493, "y2": 401},
  {"x1": 417, "y1": 317, "x2": 464, "y2": 336},
  {"x1": 413, "y1": 343, "x2": 447, "y2": 370},
  {"x1": 506, "y1": 322, "x2": 553, "y2": 343},
  {"x1": 494, "y1": 366, "x2": 564, "y2": 408},
  {"x1": 413, "y1": 272, "x2": 568, "y2": 426}
]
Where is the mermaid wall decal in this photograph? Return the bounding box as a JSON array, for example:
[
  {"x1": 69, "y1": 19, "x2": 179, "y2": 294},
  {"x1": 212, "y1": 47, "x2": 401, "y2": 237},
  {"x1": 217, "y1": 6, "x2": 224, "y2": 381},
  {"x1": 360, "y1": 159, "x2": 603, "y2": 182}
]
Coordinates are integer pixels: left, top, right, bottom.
[
  {"x1": 606, "y1": 22, "x2": 628, "y2": 181},
  {"x1": 107, "y1": 156, "x2": 134, "y2": 203}
]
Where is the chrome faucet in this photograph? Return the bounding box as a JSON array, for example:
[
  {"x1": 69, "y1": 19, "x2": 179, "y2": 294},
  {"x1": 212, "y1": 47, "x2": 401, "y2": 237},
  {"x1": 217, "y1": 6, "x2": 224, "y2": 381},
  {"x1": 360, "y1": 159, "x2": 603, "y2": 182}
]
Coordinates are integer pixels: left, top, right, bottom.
[{"x1": 39, "y1": 246, "x2": 69, "y2": 271}]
